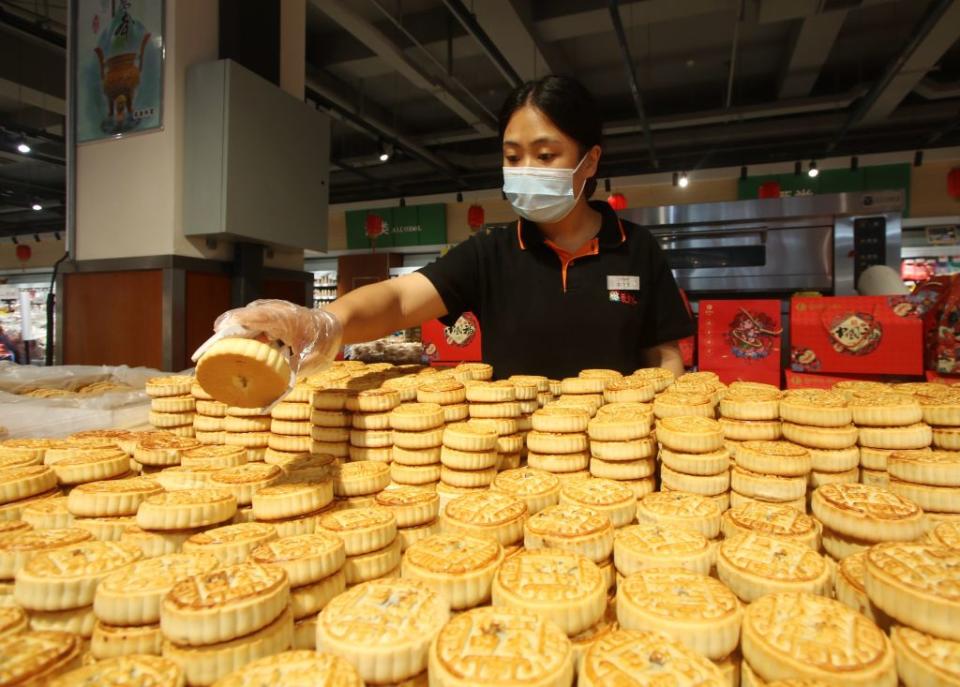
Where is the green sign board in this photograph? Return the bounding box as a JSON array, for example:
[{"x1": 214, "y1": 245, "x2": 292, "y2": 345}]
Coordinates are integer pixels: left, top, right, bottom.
[
  {"x1": 737, "y1": 163, "x2": 912, "y2": 216},
  {"x1": 345, "y1": 203, "x2": 447, "y2": 250}
]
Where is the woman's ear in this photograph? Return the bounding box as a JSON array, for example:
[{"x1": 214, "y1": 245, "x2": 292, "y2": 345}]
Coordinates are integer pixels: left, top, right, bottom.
[{"x1": 583, "y1": 145, "x2": 602, "y2": 178}]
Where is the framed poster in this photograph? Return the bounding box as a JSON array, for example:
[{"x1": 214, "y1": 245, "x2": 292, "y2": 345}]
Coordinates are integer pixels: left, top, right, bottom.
[{"x1": 75, "y1": 0, "x2": 164, "y2": 143}]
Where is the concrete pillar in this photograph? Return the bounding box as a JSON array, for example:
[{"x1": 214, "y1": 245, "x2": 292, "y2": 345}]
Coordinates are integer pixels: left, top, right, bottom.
[{"x1": 63, "y1": 0, "x2": 312, "y2": 371}]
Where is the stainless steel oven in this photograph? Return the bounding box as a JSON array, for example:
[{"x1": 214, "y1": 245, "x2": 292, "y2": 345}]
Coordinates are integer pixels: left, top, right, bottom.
[{"x1": 622, "y1": 191, "x2": 903, "y2": 297}]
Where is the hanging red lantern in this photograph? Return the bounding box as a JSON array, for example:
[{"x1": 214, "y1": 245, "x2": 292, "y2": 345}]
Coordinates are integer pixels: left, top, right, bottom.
[
  {"x1": 758, "y1": 181, "x2": 781, "y2": 199},
  {"x1": 15, "y1": 244, "x2": 31, "y2": 263},
  {"x1": 467, "y1": 204, "x2": 485, "y2": 231},
  {"x1": 607, "y1": 192, "x2": 627, "y2": 211},
  {"x1": 364, "y1": 214, "x2": 384, "y2": 239},
  {"x1": 948, "y1": 167, "x2": 960, "y2": 199}
]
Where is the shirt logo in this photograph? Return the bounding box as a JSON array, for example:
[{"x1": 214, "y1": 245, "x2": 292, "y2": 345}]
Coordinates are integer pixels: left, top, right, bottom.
[{"x1": 609, "y1": 290, "x2": 639, "y2": 305}]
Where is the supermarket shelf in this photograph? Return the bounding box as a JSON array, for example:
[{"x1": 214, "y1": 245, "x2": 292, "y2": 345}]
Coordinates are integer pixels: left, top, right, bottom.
[
  {"x1": 902, "y1": 246, "x2": 960, "y2": 258},
  {"x1": 902, "y1": 216, "x2": 960, "y2": 229}
]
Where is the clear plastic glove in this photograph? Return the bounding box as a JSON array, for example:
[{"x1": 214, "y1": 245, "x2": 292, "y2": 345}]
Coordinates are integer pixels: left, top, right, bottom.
[{"x1": 191, "y1": 299, "x2": 343, "y2": 378}]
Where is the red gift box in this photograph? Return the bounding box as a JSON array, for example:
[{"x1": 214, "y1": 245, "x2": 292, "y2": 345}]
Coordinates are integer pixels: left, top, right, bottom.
[
  {"x1": 789, "y1": 296, "x2": 923, "y2": 376},
  {"x1": 421, "y1": 313, "x2": 483, "y2": 364},
  {"x1": 925, "y1": 370, "x2": 960, "y2": 385},
  {"x1": 698, "y1": 300, "x2": 782, "y2": 386}
]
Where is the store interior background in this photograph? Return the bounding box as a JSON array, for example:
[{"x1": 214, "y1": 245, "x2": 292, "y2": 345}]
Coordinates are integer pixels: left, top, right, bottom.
[{"x1": 0, "y1": 0, "x2": 959, "y2": 371}]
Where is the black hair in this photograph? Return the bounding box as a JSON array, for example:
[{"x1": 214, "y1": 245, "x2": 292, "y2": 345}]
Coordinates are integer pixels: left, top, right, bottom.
[{"x1": 498, "y1": 75, "x2": 603, "y2": 198}]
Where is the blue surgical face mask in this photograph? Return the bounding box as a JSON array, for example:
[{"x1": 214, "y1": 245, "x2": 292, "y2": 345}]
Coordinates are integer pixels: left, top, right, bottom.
[{"x1": 502, "y1": 154, "x2": 588, "y2": 224}]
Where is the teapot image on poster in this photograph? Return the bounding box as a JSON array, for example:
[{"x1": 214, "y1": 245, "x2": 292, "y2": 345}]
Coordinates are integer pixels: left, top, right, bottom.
[{"x1": 76, "y1": 0, "x2": 164, "y2": 142}]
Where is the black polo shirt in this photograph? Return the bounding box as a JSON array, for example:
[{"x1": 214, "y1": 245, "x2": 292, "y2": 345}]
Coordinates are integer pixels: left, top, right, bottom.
[{"x1": 418, "y1": 200, "x2": 693, "y2": 379}]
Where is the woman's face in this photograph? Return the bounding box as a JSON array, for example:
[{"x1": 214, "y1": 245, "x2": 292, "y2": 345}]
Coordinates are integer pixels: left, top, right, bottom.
[{"x1": 502, "y1": 104, "x2": 600, "y2": 192}]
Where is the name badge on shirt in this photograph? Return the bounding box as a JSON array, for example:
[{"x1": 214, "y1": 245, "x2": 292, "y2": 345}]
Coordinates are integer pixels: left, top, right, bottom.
[{"x1": 607, "y1": 275, "x2": 640, "y2": 291}]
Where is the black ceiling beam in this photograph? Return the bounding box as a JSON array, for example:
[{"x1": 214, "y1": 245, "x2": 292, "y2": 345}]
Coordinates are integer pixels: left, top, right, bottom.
[
  {"x1": 0, "y1": 144, "x2": 65, "y2": 166},
  {"x1": 0, "y1": 121, "x2": 64, "y2": 146},
  {"x1": 331, "y1": 157, "x2": 403, "y2": 195},
  {"x1": 0, "y1": 224, "x2": 64, "y2": 240},
  {"x1": 927, "y1": 112, "x2": 960, "y2": 146},
  {"x1": 0, "y1": 120, "x2": 67, "y2": 165},
  {"x1": 328, "y1": 99, "x2": 960, "y2": 202},
  {"x1": 0, "y1": 5, "x2": 65, "y2": 49},
  {"x1": 608, "y1": 0, "x2": 658, "y2": 169},
  {"x1": 826, "y1": 0, "x2": 956, "y2": 153},
  {"x1": 0, "y1": 177, "x2": 65, "y2": 200},
  {"x1": 306, "y1": 82, "x2": 464, "y2": 186},
  {"x1": 440, "y1": 0, "x2": 523, "y2": 89}
]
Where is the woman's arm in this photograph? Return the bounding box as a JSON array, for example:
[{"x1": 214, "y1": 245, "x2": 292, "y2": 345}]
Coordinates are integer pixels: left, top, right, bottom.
[
  {"x1": 642, "y1": 340, "x2": 685, "y2": 378},
  {"x1": 326, "y1": 273, "x2": 448, "y2": 345}
]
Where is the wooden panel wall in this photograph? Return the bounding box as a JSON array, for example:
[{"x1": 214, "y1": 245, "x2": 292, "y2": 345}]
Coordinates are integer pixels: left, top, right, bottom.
[
  {"x1": 336, "y1": 253, "x2": 403, "y2": 297},
  {"x1": 263, "y1": 278, "x2": 309, "y2": 306},
  {"x1": 63, "y1": 270, "x2": 163, "y2": 368},
  {"x1": 185, "y1": 271, "x2": 232, "y2": 363}
]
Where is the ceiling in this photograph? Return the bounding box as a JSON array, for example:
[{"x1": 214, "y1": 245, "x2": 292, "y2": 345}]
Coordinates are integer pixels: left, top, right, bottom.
[
  {"x1": 0, "y1": 0, "x2": 66, "y2": 241},
  {"x1": 313, "y1": 0, "x2": 960, "y2": 203},
  {"x1": 1, "y1": 0, "x2": 959, "y2": 237}
]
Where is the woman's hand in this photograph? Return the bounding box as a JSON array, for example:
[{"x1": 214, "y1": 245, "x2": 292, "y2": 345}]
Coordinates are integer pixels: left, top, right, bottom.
[{"x1": 192, "y1": 299, "x2": 343, "y2": 377}]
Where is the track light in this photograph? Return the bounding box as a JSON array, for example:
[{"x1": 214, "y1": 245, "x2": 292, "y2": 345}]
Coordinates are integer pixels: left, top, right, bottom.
[
  {"x1": 807, "y1": 160, "x2": 818, "y2": 178},
  {"x1": 16, "y1": 141, "x2": 30, "y2": 154},
  {"x1": 914, "y1": 150, "x2": 924, "y2": 167},
  {"x1": 399, "y1": 197, "x2": 406, "y2": 208},
  {"x1": 678, "y1": 172, "x2": 689, "y2": 188},
  {"x1": 11, "y1": 237, "x2": 17, "y2": 244},
  {"x1": 456, "y1": 191, "x2": 463, "y2": 202},
  {"x1": 851, "y1": 156, "x2": 859, "y2": 172},
  {"x1": 33, "y1": 234, "x2": 40, "y2": 243},
  {"x1": 672, "y1": 172, "x2": 679, "y2": 187},
  {"x1": 31, "y1": 202, "x2": 42, "y2": 211},
  {"x1": 54, "y1": 232, "x2": 61, "y2": 241},
  {"x1": 604, "y1": 178, "x2": 611, "y2": 193},
  {"x1": 794, "y1": 161, "x2": 801, "y2": 176},
  {"x1": 378, "y1": 141, "x2": 394, "y2": 163},
  {"x1": 740, "y1": 166, "x2": 748, "y2": 180}
]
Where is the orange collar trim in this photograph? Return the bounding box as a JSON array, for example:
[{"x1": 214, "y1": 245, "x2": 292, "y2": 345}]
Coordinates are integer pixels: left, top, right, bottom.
[{"x1": 517, "y1": 218, "x2": 627, "y2": 251}]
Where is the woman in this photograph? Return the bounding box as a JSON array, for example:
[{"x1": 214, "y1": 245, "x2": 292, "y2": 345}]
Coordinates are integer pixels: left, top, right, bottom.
[{"x1": 214, "y1": 76, "x2": 692, "y2": 379}]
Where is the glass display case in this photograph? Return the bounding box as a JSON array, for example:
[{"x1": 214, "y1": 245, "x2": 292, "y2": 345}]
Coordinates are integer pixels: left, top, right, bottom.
[
  {"x1": 313, "y1": 270, "x2": 338, "y2": 308},
  {"x1": 0, "y1": 282, "x2": 52, "y2": 365},
  {"x1": 900, "y1": 217, "x2": 960, "y2": 289}
]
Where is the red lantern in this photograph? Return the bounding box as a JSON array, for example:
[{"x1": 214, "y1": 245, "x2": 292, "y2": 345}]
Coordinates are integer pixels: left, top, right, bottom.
[
  {"x1": 467, "y1": 204, "x2": 485, "y2": 231},
  {"x1": 948, "y1": 167, "x2": 960, "y2": 199},
  {"x1": 607, "y1": 192, "x2": 627, "y2": 211},
  {"x1": 364, "y1": 214, "x2": 384, "y2": 239},
  {"x1": 758, "y1": 181, "x2": 781, "y2": 199},
  {"x1": 15, "y1": 244, "x2": 31, "y2": 263}
]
